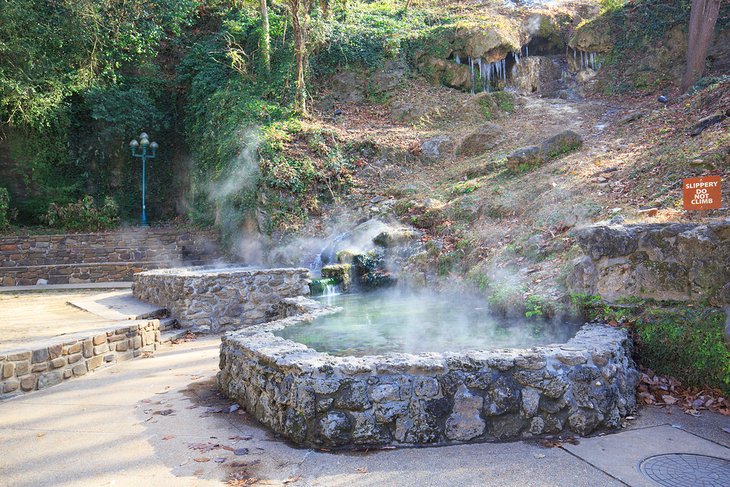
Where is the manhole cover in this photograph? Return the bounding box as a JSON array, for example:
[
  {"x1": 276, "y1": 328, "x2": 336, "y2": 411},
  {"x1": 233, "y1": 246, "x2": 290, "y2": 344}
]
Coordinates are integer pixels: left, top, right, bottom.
[{"x1": 639, "y1": 453, "x2": 730, "y2": 487}]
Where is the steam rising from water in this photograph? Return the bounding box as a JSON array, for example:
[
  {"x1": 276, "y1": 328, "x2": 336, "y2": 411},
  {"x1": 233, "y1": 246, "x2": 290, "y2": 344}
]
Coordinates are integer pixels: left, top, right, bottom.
[{"x1": 275, "y1": 289, "x2": 581, "y2": 356}]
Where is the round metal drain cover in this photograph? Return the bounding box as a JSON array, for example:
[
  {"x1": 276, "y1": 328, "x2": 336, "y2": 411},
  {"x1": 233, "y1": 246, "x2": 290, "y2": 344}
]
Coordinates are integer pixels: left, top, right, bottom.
[{"x1": 639, "y1": 453, "x2": 730, "y2": 487}]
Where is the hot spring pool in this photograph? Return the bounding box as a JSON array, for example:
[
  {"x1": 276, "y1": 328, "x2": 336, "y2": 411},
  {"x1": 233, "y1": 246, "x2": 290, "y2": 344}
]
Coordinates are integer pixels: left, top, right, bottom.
[{"x1": 273, "y1": 291, "x2": 582, "y2": 356}]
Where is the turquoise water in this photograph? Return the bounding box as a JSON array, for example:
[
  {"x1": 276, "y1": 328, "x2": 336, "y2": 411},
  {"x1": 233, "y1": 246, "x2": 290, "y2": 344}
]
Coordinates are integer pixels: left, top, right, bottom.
[{"x1": 274, "y1": 291, "x2": 581, "y2": 357}]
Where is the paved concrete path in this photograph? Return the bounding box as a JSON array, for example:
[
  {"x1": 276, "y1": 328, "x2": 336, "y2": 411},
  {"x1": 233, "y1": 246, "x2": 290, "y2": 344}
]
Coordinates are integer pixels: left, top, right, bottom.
[{"x1": 1, "y1": 335, "x2": 728, "y2": 487}]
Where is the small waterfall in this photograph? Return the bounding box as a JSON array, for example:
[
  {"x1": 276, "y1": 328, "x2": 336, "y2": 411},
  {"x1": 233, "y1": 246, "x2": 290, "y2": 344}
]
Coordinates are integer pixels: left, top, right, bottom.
[
  {"x1": 469, "y1": 56, "x2": 475, "y2": 94},
  {"x1": 323, "y1": 283, "x2": 339, "y2": 297},
  {"x1": 309, "y1": 231, "x2": 350, "y2": 276}
]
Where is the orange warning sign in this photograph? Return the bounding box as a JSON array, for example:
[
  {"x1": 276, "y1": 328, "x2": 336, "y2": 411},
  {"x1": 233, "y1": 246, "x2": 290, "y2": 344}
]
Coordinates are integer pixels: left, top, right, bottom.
[{"x1": 683, "y1": 176, "x2": 722, "y2": 210}]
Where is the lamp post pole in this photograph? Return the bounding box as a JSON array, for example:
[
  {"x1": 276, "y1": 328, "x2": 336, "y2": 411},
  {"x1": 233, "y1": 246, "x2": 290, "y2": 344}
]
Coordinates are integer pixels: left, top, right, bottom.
[{"x1": 129, "y1": 132, "x2": 159, "y2": 226}]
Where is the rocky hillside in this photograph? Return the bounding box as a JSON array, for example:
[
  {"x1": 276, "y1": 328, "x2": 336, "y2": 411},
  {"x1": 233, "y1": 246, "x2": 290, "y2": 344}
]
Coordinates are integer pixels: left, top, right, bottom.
[{"x1": 264, "y1": 0, "x2": 729, "y2": 317}]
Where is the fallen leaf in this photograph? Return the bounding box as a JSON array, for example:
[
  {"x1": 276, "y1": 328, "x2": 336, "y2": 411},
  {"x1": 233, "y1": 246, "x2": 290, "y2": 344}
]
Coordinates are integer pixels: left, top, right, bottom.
[
  {"x1": 355, "y1": 467, "x2": 368, "y2": 474},
  {"x1": 662, "y1": 395, "x2": 679, "y2": 405},
  {"x1": 234, "y1": 448, "x2": 249, "y2": 456},
  {"x1": 194, "y1": 457, "x2": 210, "y2": 463},
  {"x1": 155, "y1": 409, "x2": 175, "y2": 416},
  {"x1": 215, "y1": 457, "x2": 227, "y2": 463},
  {"x1": 283, "y1": 476, "x2": 302, "y2": 484},
  {"x1": 533, "y1": 453, "x2": 546, "y2": 459},
  {"x1": 162, "y1": 435, "x2": 176, "y2": 440},
  {"x1": 229, "y1": 435, "x2": 253, "y2": 441}
]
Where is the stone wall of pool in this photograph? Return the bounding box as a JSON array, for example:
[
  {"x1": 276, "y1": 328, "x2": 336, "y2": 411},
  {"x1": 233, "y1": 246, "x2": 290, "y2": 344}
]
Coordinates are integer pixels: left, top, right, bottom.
[
  {"x1": 133, "y1": 267, "x2": 311, "y2": 333},
  {"x1": 217, "y1": 297, "x2": 639, "y2": 448}
]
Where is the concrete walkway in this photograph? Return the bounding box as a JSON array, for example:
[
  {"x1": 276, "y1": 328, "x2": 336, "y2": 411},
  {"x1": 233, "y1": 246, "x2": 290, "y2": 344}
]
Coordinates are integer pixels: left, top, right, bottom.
[{"x1": 0, "y1": 335, "x2": 728, "y2": 487}]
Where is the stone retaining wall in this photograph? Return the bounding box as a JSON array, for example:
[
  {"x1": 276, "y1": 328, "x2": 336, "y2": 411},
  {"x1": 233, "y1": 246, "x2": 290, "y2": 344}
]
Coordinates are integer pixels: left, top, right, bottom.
[
  {"x1": 0, "y1": 319, "x2": 163, "y2": 399},
  {"x1": 0, "y1": 228, "x2": 222, "y2": 286},
  {"x1": 133, "y1": 267, "x2": 311, "y2": 333},
  {"x1": 217, "y1": 298, "x2": 638, "y2": 448},
  {"x1": 568, "y1": 221, "x2": 730, "y2": 305}
]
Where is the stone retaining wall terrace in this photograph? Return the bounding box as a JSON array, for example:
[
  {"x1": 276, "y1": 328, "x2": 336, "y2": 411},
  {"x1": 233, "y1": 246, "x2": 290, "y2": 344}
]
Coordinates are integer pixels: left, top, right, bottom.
[
  {"x1": 217, "y1": 297, "x2": 639, "y2": 448},
  {"x1": 568, "y1": 221, "x2": 730, "y2": 305},
  {"x1": 0, "y1": 319, "x2": 163, "y2": 399},
  {"x1": 133, "y1": 267, "x2": 311, "y2": 333},
  {"x1": 0, "y1": 228, "x2": 222, "y2": 286}
]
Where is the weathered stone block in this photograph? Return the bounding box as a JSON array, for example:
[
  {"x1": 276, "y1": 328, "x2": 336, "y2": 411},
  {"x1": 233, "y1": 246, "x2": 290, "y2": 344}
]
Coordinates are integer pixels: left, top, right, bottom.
[
  {"x1": 38, "y1": 371, "x2": 63, "y2": 389},
  {"x1": 445, "y1": 385, "x2": 485, "y2": 441},
  {"x1": 86, "y1": 356, "x2": 103, "y2": 371},
  {"x1": 93, "y1": 344, "x2": 109, "y2": 355},
  {"x1": 15, "y1": 361, "x2": 30, "y2": 376},
  {"x1": 51, "y1": 357, "x2": 66, "y2": 369},
  {"x1": 7, "y1": 351, "x2": 31, "y2": 362},
  {"x1": 2, "y1": 378, "x2": 20, "y2": 392},
  {"x1": 31, "y1": 363, "x2": 48, "y2": 373},
  {"x1": 72, "y1": 364, "x2": 88, "y2": 376},
  {"x1": 93, "y1": 334, "x2": 107, "y2": 346},
  {"x1": 20, "y1": 375, "x2": 37, "y2": 391},
  {"x1": 48, "y1": 345, "x2": 63, "y2": 359},
  {"x1": 82, "y1": 339, "x2": 93, "y2": 358},
  {"x1": 2, "y1": 362, "x2": 14, "y2": 379}
]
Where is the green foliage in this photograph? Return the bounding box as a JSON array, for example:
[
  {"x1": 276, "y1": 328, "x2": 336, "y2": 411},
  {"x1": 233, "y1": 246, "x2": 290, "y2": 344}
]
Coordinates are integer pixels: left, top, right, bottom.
[
  {"x1": 0, "y1": 0, "x2": 197, "y2": 128},
  {"x1": 524, "y1": 295, "x2": 545, "y2": 319},
  {"x1": 599, "y1": 0, "x2": 626, "y2": 15},
  {"x1": 0, "y1": 188, "x2": 11, "y2": 231},
  {"x1": 310, "y1": 2, "x2": 451, "y2": 75},
  {"x1": 450, "y1": 180, "x2": 481, "y2": 197},
  {"x1": 573, "y1": 295, "x2": 730, "y2": 395},
  {"x1": 43, "y1": 196, "x2": 120, "y2": 232},
  {"x1": 636, "y1": 308, "x2": 729, "y2": 396}
]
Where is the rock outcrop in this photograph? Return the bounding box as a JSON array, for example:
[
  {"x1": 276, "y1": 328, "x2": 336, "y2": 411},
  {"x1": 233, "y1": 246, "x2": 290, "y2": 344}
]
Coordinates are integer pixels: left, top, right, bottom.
[{"x1": 568, "y1": 221, "x2": 730, "y2": 306}]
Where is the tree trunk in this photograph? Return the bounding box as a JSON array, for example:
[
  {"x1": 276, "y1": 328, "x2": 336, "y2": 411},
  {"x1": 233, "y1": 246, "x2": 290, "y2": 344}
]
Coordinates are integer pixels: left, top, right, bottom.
[
  {"x1": 260, "y1": 0, "x2": 271, "y2": 74},
  {"x1": 681, "y1": 0, "x2": 721, "y2": 93},
  {"x1": 290, "y1": 2, "x2": 308, "y2": 114}
]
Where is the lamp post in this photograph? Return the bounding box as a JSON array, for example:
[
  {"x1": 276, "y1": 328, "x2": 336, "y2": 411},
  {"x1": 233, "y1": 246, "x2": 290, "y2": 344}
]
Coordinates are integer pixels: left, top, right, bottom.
[{"x1": 129, "y1": 132, "x2": 159, "y2": 226}]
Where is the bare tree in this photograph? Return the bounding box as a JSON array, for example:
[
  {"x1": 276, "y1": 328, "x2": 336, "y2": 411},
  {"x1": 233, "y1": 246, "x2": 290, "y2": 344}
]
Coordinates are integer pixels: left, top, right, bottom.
[
  {"x1": 681, "y1": 0, "x2": 721, "y2": 93},
  {"x1": 260, "y1": 0, "x2": 271, "y2": 74},
  {"x1": 283, "y1": 0, "x2": 313, "y2": 114}
]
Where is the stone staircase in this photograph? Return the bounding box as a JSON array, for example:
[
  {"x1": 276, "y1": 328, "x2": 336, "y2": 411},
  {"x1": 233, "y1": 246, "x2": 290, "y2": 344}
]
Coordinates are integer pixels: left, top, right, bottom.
[{"x1": 0, "y1": 228, "x2": 223, "y2": 286}]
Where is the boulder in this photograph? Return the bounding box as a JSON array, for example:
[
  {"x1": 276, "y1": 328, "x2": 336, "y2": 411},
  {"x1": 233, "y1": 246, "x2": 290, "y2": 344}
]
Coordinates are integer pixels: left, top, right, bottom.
[
  {"x1": 420, "y1": 136, "x2": 453, "y2": 160},
  {"x1": 506, "y1": 146, "x2": 544, "y2": 171},
  {"x1": 456, "y1": 123, "x2": 503, "y2": 157},
  {"x1": 540, "y1": 130, "x2": 583, "y2": 158}
]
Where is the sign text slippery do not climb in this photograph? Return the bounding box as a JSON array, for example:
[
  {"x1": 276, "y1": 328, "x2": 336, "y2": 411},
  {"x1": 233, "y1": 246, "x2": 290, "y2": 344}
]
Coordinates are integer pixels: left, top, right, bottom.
[{"x1": 683, "y1": 176, "x2": 722, "y2": 210}]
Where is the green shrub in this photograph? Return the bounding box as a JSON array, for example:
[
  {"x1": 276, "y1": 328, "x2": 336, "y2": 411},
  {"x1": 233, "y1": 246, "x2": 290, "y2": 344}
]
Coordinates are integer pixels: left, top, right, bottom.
[
  {"x1": 572, "y1": 295, "x2": 730, "y2": 395},
  {"x1": 0, "y1": 188, "x2": 10, "y2": 231},
  {"x1": 634, "y1": 307, "x2": 729, "y2": 396},
  {"x1": 44, "y1": 195, "x2": 120, "y2": 232}
]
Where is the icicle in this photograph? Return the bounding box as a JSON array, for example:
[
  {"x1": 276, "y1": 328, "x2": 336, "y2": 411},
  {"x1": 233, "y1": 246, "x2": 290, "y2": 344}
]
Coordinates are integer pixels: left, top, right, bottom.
[
  {"x1": 455, "y1": 53, "x2": 461, "y2": 65},
  {"x1": 502, "y1": 59, "x2": 506, "y2": 80},
  {"x1": 573, "y1": 48, "x2": 576, "y2": 59},
  {"x1": 526, "y1": 45, "x2": 529, "y2": 58},
  {"x1": 470, "y1": 57, "x2": 475, "y2": 94}
]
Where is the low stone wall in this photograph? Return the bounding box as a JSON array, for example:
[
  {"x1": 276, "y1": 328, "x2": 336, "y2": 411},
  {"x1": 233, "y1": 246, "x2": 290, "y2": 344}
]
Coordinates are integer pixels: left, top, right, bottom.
[
  {"x1": 568, "y1": 221, "x2": 730, "y2": 305},
  {"x1": 133, "y1": 267, "x2": 311, "y2": 333},
  {"x1": 0, "y1": 228, "x2": 222, "y2": 286},
  {"x1": 0, "y1": 319, "x2": 163, "y2": 399},
  {"x1": 217, "y1": 298, "x2": 638, "y2": 448}
]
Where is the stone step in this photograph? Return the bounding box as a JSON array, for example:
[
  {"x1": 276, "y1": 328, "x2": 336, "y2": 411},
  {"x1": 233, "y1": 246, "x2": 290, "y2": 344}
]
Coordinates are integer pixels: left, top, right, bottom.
[{"x1": 67, "y1": 290, "x2": 168, "y2": 322}]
